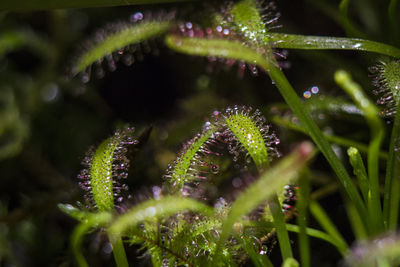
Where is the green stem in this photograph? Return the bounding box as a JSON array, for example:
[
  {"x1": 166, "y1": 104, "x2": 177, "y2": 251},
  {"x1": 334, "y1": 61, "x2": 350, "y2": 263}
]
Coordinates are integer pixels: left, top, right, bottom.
[
  {"x1": 285, "y1": 224, "x2": 347, "y2": 256},
  {"x1": 297, "y1": 171, "x2": 310, "y2": 267},
  {"x1": 346, "y1": 202, "x2": 368, "y2": 240},
  {"x1": 269, "y1": 195, "x2": 293, "y2": 260},
  {"x1": 109, "y1": 236, "x2": 129, "y2": 267},
  {"x1": 309, "y1": 201, "x2": 349, "y2": 253},
  {"x1": 383, "y1": 102, "x2": 400, "y2": 230},
  {"x1": 266, "y1": 33, "x2": 400, "y2": 57},
  {"x1": 266, "y1": 62, "x2": 368, "y2": 226},
  {"x1": 339, "y1": 0, "x2": 356, "y2": 37},
  {"x1": 272, "y1": 116, "x2": 388, "y2": 159},
  {"x1": 335, "y1": 70, "x2": 384, "y2": 233},
  {"x1": 347, "y1": 147, "x2": 370, "y2": 203}
]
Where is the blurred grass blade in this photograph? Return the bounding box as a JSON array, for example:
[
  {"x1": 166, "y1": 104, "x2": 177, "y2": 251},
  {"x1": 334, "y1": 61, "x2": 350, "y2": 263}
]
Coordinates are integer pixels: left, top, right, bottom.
[
  {"x1": 58, "y1": 204, "x2": 88, "y2": 222},
  {"x1": 285, "y1": 224, "x2": 347, "y2": 255},
  {"x1": 269, "y1": 195, "x2": 293, "y2": 260},
  {"x1": 214, "y1": 142, "x2": 315, "y2": 263},
  {"x1": 347, "y1": 147, "x2": 370, "y2": 203},
  {"x1": 309, "y1": 201, "x2": 349, "y2": 253},
  {"x1": 297, "y1": 171, "x2": 311, "y2": 267},
  {"x1": 108, "y1": 196, "x2": 213, "y2": 238},
  {"x1": 0, "y1": 0, "x2": 194, "y2": 11},
  {"x1": 335, "y1": 70, "x2": 384, "y2": 233},
  {"x1": 282, "y1": 258, "x2": 299, "y2": 267}
]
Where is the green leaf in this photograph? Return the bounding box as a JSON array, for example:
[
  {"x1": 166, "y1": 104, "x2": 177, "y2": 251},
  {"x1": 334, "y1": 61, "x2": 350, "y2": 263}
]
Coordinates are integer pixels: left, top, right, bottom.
[
  {"x1": 108, "y1": 196, "x2": 213, "y2": 239},
  {"x1": 225, "y1": 112, "x2": 270, "y2": 169},
  {"x1": 335, "y1": 70, "x2": 384, "y2": 233},
  {"x1": 166, "y1": 128, "x2": 214, "y2": 192},
  {"x1": 165, "y1": 34, "x2": 271, "y2": 70},
  {"x1": 230, "y1": 0, "x2": 267, "y2": 46},
  {"x1": 73, "y1": 20, "x2": 172, "y2": 75},
  {"x1": 58, "y1": 204, "x2": 88, "y2": 222},
  {"x1": 266, "y1": 33, "x2": 400, "y2": 57}
]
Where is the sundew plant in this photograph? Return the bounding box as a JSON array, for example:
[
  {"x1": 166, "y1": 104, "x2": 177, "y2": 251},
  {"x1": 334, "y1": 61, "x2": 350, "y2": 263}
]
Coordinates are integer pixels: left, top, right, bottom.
[{"x1": 2, "y1": 0, "x2": 400, "y2": 266}]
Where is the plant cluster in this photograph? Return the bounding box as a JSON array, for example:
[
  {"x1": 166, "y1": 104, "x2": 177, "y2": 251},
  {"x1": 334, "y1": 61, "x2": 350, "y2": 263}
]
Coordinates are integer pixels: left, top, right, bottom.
[{"x1": 2, "y1": 0, "x2": 400, "y2": 266}]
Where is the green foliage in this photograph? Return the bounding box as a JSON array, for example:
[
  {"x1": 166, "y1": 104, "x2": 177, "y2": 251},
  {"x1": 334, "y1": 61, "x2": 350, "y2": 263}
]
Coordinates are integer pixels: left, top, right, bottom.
[
  {"x1": 166, "y1": 128, "x2": 214, "y2": 192},
  {"x1": 224, "y1": 111, "x2": 270, "y2": 169},
  {"x1": 80, "y1": 127, "x2": 136, "y2": 211},
  {"x1": 4, "y1": 0, "x2": 400, "y2": 266},
  {"x1": 73, "y1": 20, "x2": 172, "y2": 75},
  {"x1": 229, "y1": 0, "x2": 267, "y2": 46},
  {"x1": 165, "y1": 35, "x2": 271, "y2": 69}
]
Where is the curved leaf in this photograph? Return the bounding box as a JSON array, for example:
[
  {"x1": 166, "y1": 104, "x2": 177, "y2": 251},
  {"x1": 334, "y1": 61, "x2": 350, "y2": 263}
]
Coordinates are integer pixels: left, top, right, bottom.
[
  {"x1": 108, "y1": 196, "x2": 213, "y2": 239},
  {"x1": 73, "y1": 20, "x2": 172, "y2": 75}
]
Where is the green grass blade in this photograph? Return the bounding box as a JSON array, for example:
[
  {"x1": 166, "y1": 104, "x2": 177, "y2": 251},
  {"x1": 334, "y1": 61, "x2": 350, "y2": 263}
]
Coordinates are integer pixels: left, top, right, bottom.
[
  {"x1": 285, "y1": 224, "x2": 347, "y2": 256},
  {"x1": 335, "y1": 70, "x2": 384, "y2": 233},
  {"x1": 267, "y1": 63, "x2": 368, "y2": 225},
  {"x1": 271, "y1": 116, "x2": 388, "y2": 159},
  {"x1": 297, "y1": 172, "x2": 310, "y2": 267},
  {"x1": 269, "y1": 194, "x2": 293, "y2": 260},
  {"x1": 346, "y1": 202, "x2": 367, "y2": 240},
  {"x1": 267, "y1": 33, "x2": 400, "y2": 57},
  {"x1": 309, "y1": 201, "x2": 349, "y2": 253},
  {"x1": 347, "y1": 147, "x2": 370, "y2": 203},
  {"x1": 108, "y1": 196, "x2": 213, "y2": 238},
  {"x1": 110, "y1": 236, "x2": 129, "y2": 267},
  {"x1": 384, "y1": 102, "x2": 400, "y2": 230}
]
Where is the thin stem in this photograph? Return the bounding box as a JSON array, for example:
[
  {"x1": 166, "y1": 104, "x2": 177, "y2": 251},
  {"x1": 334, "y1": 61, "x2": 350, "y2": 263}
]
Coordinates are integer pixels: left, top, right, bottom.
[
  {"x1": 272, "y1": 116, "x2": 388, "y2": 159},
  {"x1": 339, "y1": 0, "x2": 356, "y2": 37},
  {"x1": 266, "y1": 62, "x2": 368, "y2": 226},
  {"x1": 297, "y1": 171, "x2": 311, "y2": 267},
  {"x1": 346, "y1": 202, "x2": 368, "y2": 240},
  {"x1": 347, "y1": 147, "x2": 370, "y2": 203},
  {"x1": 335, "y1": 70, "x2": 385, "y2": 233},
  {"x1": 309, "y1": 201, "x2": 349, "y2": 253},
  {"x1": 266, "y1": 33, "x2": 400, "y2": 57},
  {"x1": 269, "y1": 195, "x2": 293, "y2": 260},
  {"x1": 285, "y1": 224, "x2": 347, "y2": 256},
  {"x1": 383, "y1": 102, "x2": 400, "y2": 230},
  {"x1": 109, "y1": 236, "x2": 129, "y2": 267}
]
